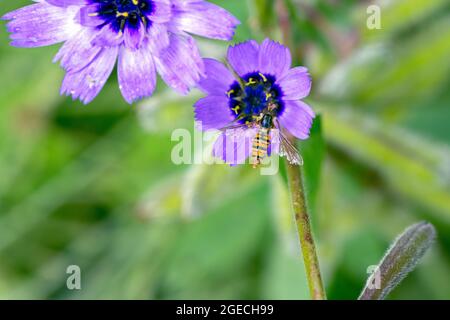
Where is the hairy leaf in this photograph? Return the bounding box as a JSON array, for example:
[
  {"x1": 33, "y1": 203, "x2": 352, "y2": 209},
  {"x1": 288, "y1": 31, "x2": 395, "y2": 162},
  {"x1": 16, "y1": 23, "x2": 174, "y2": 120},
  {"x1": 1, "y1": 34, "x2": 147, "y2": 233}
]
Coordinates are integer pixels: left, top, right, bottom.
[{"x1": 359, "y1": 222, "x2": 436, "y2": 300}]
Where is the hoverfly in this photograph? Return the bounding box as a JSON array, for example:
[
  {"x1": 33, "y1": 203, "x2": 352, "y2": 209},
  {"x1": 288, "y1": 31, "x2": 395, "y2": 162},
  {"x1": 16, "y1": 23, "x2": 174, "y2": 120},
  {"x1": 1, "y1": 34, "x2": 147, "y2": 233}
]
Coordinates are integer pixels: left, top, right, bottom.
[
  {"x1": 219, "y1": 61, "x2": 303, "y2": 167},
  {"x1": 219, "y1": 108, "x2": 303, "y2": 167}
]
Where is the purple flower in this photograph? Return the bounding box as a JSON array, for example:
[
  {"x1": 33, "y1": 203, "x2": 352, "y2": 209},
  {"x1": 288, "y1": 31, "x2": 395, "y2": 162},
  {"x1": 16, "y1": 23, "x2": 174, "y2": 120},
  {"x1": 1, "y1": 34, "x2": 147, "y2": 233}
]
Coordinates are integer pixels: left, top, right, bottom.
[
  {"x1": 194, "y1": 39, "x2": 314, "y2": 166},
  {"x1": 2, "y1": 0, "x2": 239, "y2": 104}
]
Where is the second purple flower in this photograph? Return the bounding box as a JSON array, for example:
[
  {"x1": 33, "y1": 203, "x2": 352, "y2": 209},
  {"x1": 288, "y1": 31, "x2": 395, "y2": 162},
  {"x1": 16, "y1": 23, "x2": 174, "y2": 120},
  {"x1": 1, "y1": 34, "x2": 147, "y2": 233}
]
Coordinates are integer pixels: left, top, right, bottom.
[{"x1": 2, "y1": 0, "x2": 239, "y2": 104}]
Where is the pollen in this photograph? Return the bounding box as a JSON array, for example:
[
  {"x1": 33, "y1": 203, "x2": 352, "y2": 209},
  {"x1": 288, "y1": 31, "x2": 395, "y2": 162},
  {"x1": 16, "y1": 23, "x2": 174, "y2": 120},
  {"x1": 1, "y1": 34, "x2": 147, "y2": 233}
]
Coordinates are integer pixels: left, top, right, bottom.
[
  {"x1": 265, "y1": 92, "x2": 272, "y2": 100},
  {"x1": 232, "y1": 106, "x2": 240, "y2": 114},
  {"x1": 132, "y1": 0, "x2": 139, "y2": 4},
  {"x1": 226, "y1": 89, "x2": 235, "y2": 97}
]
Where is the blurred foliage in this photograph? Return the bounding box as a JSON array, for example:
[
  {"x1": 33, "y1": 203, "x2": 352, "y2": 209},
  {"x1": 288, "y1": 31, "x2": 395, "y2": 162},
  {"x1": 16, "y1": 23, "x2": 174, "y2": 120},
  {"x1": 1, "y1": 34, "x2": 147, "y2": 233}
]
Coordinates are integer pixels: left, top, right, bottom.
[{"x1": 0, "y1": 0, "x2": 449, "y2": 299}]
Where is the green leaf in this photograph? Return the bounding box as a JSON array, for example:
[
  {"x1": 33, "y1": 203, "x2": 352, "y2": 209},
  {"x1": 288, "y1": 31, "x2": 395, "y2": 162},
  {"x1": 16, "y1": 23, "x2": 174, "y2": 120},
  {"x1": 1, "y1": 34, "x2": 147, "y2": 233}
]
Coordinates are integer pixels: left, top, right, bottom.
[{"x1": 358, "y1": 222, "x2": 436, "y2": 300}]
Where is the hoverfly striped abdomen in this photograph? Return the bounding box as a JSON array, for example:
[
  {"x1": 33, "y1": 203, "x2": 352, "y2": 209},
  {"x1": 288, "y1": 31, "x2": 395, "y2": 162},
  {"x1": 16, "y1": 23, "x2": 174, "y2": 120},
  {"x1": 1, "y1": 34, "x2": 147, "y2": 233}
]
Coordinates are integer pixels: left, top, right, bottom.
[
  {"x1": 251, "y1": 113, "x2": 274, "y2": 167},
  {"x1": 252, "y1": 128, "x2": 271, "y2": 167}
]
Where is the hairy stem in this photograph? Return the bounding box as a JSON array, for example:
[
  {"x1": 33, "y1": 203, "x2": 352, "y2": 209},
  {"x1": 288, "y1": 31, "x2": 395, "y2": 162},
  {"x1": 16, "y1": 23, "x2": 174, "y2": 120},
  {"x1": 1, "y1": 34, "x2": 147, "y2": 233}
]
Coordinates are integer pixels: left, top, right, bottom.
[
  {"x1": 285, "y1": 160, "x2": 326, "y2": 300},
  {"x1": 275, "y1": 0, "x2": 325, "y2": 300}
]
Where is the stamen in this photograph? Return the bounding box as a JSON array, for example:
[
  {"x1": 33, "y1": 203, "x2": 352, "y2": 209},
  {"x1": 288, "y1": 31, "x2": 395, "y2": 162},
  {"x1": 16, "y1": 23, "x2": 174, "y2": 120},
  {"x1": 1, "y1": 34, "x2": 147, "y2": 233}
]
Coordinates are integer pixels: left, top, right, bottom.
[
  {"x1": 116, "y1": 12, "x2": 129, "y2": 18},
  {"x1": 119, "y1": 19, "x2": 126, "y2": 33},
  {"x1": 259, "y1": 73, "x2": 267, "y2": 82},
  {"x1": 141, "y1": 16, "x2": 147, "y2": 28},
  {"x1": 94, "y1": 0, "x2": 152, "y2": 35},
  {"x1": 226, "y1": 72, "x2": 282, "y2": 124},
  {"x1": 246, "y1": 78, "x2": 257, "y2": 86}
]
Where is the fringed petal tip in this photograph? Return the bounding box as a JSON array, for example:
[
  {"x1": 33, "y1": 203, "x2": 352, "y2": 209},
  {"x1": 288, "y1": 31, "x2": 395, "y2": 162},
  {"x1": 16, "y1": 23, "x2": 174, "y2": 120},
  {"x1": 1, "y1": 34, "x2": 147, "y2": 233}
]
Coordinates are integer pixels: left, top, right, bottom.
[
  {"x1": 227, "y1": 40, "x2": 260, "y2": 76},
  {"x1": 258, "y1": 38, "x2": 292, "y2": 78},
  {"x1": 59, "y1": 46, "x2": 119, "y2": 105},
  {"x1": 170, "y1": 0, "x2": 240, "y2": 41},
  {"x1": 277, "y1": 66, "x2": 312, "y2": 101},
  {"x1": 1, "y1": 13, "x2": 12, "y2": 21},
  {"x1": 154, "y1": 35, "x2": 205, "y2": 95}
]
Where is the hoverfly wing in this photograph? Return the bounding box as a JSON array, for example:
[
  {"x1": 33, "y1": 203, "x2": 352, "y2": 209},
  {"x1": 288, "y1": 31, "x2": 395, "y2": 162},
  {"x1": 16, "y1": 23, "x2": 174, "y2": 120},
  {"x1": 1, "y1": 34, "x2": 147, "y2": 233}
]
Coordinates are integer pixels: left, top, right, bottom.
[
  {"x1": 278, "y1": 132, "x2": 303, "y2": 165},
  {"x1": 273, "y1": 120, "x2": 303, "y2": 166},
  {"x1": 218, "y1": 113, "x2": 253, "y2": 133},
  {"x1": 219, "y1": 123, "x2": 249, "y2": 132}
]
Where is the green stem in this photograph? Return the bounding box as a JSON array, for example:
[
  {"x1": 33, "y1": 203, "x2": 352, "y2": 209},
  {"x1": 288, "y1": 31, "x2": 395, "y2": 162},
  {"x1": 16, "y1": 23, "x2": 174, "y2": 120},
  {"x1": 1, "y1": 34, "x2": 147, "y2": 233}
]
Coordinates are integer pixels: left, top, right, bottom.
[
  {"x1": 285, "y1": 160, "x2": 326, "y2": 300},
  {"x1": 274, "y1": 0, "x2": 326, "y2": 300}
]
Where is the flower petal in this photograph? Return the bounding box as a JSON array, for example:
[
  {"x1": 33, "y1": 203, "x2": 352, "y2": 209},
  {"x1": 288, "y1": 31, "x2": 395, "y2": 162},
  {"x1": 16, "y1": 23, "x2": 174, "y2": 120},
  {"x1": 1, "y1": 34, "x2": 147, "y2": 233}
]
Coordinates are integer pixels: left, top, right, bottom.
[
  {"x1": 60, "y1": 46, "x2": 119, "y2": 104},
  {"x1": 146, "y1": 22, "x2": 170, "y2": 54},
  {"x1": 212, "y1": 128, "x2": 256, "y2": 165},
  {"x1": 118, "y1": 40, "x2": 157, "y2": 104},
  {"x1": 170, "y1": 0, "x2": 239, "y2": 40},
  {"x1": 3, "y1": 2, "x2": 80, "y2": 47},
  {"x1": 154, "y1": 34, "x2": 204, "y2": 94},
  {"x1": 194, "y1": 95, "x2": 234, "y2": 130},
  {"x1": 45, "y1": 0, "x2": 87, "y2": 7},
  {"x1": 123, "y1": 21, "x2": 145, "y2": 50},
  {"x1": 53, "y1": 27, "x2": 101, "y2": 72},
  {"x1": 277, "y1": 67, "x2": 312, "y2": 100},
  {"x1": 227, "y1": 40, "x2": 260, "y2": 76},
  {"x1": 78, "y1": 4, "x2": 104, "y2": 27},
  {"x1": 146, "y1": 0, "x2": 172, "y2": 23},
  {"x1": 278, "y1": 100, "x2": 314, "y2": 140},
  {"x1": 258, "y1": 39, "x2": 291, "y2": 78},
  {"x1": 197, "y1": 58, "x2": 235, "y2": 96},
  {"x1": 91, "y1": 24, "x2": 123, "y2": 47}
]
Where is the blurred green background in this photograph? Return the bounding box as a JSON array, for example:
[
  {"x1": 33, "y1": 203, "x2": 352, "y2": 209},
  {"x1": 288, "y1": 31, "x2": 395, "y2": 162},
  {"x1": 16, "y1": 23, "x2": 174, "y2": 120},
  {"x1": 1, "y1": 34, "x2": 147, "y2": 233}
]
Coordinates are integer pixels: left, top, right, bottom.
[{"x1": 0, "y1": 0, "x2": 449, "y2": 299}]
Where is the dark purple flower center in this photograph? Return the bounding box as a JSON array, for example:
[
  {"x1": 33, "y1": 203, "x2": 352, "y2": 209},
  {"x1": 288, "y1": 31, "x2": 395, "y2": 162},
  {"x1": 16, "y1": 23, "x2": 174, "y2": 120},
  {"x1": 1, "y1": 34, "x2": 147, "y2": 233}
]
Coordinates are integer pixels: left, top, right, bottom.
[
  {"x1": 92, "y1": 0, "x2": 154, "y2": 33},
  {"x1": 227, "y1": 72, "x2": 284, "y2": 124}
]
